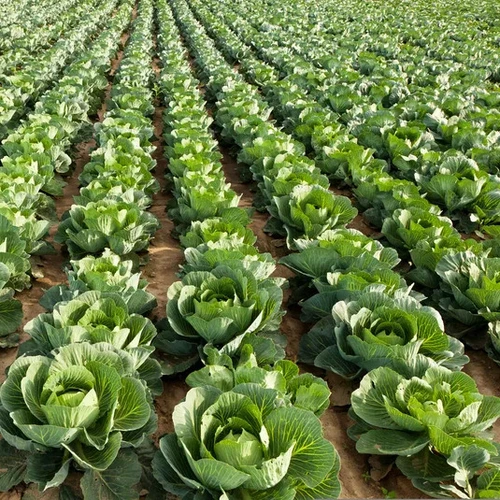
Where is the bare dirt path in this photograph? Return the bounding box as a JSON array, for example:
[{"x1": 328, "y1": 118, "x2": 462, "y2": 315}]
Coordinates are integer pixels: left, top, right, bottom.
[
  {"x1": 143, "y1": 46, "x2": 185, "y2": 322},
  {"x1": 146, "y1": 42, "x2": 189, "y2": 441}
]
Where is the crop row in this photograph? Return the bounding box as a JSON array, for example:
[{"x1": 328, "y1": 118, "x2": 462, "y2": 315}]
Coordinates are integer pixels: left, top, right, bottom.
[
  {"x1": 0, "y1": 0, "x2": 134, "y2": 354},
  {"x1": 166, "y1": 0, "x2": 500, "y2": 496},
  {"x1": 151, "y1": 4, "x2": 342, "y2": 498},
  {"x1": 0, "y1": 0, "x2": 344, "y2": 497},
  {"x1": 0, "y1": 0, "x2": 120, "y2": 141},
  {"x1": 222, "y1": 0, "x2": 500, "y2": 235},
  {"x1": 0, "y1": 0, "x2": 80, "y2": 50},
  {"x1": 0, "y1": 2, "x2": 160, "y2": 497},
  {"x1": 0, "y1": 0, "x2": 87, "y2": 74}
]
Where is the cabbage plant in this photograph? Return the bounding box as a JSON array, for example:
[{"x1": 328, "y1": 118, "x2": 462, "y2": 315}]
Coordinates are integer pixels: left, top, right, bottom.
[
  {"x1": 0, "y1": 262, "x2": 22, "y2": 346},
  {"x1": 80, "y1": 138, "x2": 157, "y2": 189},
  {"x1": 180, "y1": 215, "x2": 255, "y2": 249},
  {"x1": 282, "y1": 228, "x2": 399, "y2": 280},
  {"x1": 474, "y1": 183, "x2": 500, "y2": 228},
  {"x1": 300, "y1": 266, "x2": 420, "y2": 322},
  {"x1": 300, "y1": 291, "x2": 468, "y2": 379},
  {"x1": 156, "y1": 262, "x2": 284, "y2": 374},
  {"x1": 167, "y1": 153, "x2": 223, "y2": 178},
  {"x1": 168, "y1": 187, "x2": 243, "y2": 235},
  {"x1": 76, "y1": 181, "x2": 156, "y2": 208},
  {"x1": 354, "y1": 174, "x2": 435, "y2": 228},
  {"x1": 56, "y1": 200, "x2": 159, "y2": 258},
  {"x1": 350, "y1": 365, "x2": 500, "y2": 456},
  {"x1": 94, "y1": 115, "x2": 155, "y2": 149},
  {"x1": 280, "y1": 228, "x2": 400, "y2": 303},
  {"x1": 406, "y1": 236, "x2": 477, "y2": 290},
  {"x1": 398, "y1": 444, "x2": 500, "y2": 499},
  {"x1": 349, "y1": 365, "x2": 500, "y2": 497},
  {"x1": 382, "y1": 206, "x2": 460, "y2": 252},
  {"x1": 0, "y1": 215, "x2": 31, "y2": 291},
  {"x1": 24, "y1": 291, "x2": 157, "y2": 364},
  {"x1": 315, "y1": 137, "x2": 378, "y2": 182},
  {"x1": 0, "y1": 203, "x2": 52, "y2": 255},
  {"x1": 415, "y1": 157, "x2": 488, "y2": 215},
  {"x1": 186, "y1": 344, "x2": 330, "y2": 416},
  {"x1": 39, "y1": 249, "x2": 156, "y2": 314},
  {"x1": 22, "y1": 291, "x2": 162, "y2": 394},
  {"x1": 0, "y1": 343, "x2": 156, "y2": 489},
  {"x1": 268, "y1": 184, "x2": 357, "y2": 248},
  {"x1": 0, "y1": 153, "x2": 65, "y2": 197},
  {"x1": 152, "y1": 385, "x2": 340, "y2": 499},
  {"x1": 435, "y1": 251, "x2": 500, "y2": 327},
  {"x1": 165, "y1": 263, "x2": 284, "y2": 348},
  {"x1": 259, "y1": 164, "x2": 330, "y2": 211},
  {"x1": 181, "y1": 242, "x2": 275, "y2": 278}
]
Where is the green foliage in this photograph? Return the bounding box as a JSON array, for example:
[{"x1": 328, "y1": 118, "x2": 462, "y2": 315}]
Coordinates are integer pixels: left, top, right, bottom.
[
  {"x1": 436, "y1": 251, "x2": 500, "y2": 326},
  {"x1": 40, "y1": 250, "x2": 156, "y2": 315},
  {"x1": 156, "y1": 262, "x2": 285, "y2": 373},
  {"x1": 0, "y1": 343, "x2": 155, "y2": 485},
  {"x1": 0, "y1": 215, "x2": 31, "y2": 291},
  {"x1": 0, "y1": 262, "x2": 22, "y2": 346},
  {"x1": 24, "y1": 291, "x2": 159, "y2": 377},
  {"x1": 180, "y1": 214, "x2": 255, "y2": 249},
  {"x1": 300, "y1": 291, "x2": 468, "y2": 379},
  {"x1": 269, "y1": 184, "x2": 357, "y2": 248},
  {"x1": 55, "y1": 200, "x2": 160, "y2": 258},
  {"x1": 350, "y1": 365, "x2": 500, "y2": 460},
  {"x1": 186, "y1": 344, "x2": 330, "y2": 416},
  {"x1": 153, "y1": 385, "x2": 340, "y2": 499}
]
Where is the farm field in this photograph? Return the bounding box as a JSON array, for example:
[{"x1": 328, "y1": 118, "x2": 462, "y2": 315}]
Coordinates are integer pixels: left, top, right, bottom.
[{"x1": 1, "y1": 0, "x2": 500, "y2": 498}]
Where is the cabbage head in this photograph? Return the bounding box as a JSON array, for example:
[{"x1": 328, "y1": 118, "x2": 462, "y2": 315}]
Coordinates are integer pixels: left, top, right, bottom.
[
  {"x1": 39, "y1": 249, "x2": 156, "y2": 314},
  {"x1": 349, "y1": 365, "x2": 500, "y2": 497},
  {"x1": 152, "y1": 384, "x2": 340, "y2": 499},
  {"x1": 55, "y1": 200, "x2": 159, "y2": 258},
  {"x1": 300, "y1": 291, "x2": 468, "y2": 379},
  {"x1": 269, "y1": 184, "x2": 357, "y2": 248},
  {"x1": 166, "y1": 263, "x2": 284, "y2": 348},
  {"x1": 0, "y1": 343, "x2": 155, "y2": 486}
]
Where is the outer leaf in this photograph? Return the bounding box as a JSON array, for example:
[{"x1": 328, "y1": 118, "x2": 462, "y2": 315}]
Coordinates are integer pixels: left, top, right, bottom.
[
  {"x1": 80, "y1": 449, "x2": 142, "y2": 500},
  {"x1": 447, "y1": 445, "x2": 490, "y2": 489},
  {"x1": 113, "y1": 378, "x2": 151, "y2": 431},
  {"x1": 356, "y1": 429, "x2": 429, "y2": 456},
  {"x1": 265, "y1": 407, "x2": 335, "y2": 488},
  {"x1": 25, "y1": 449, "x2": 71, "y2": 490},
  {"x1": 294, "y1": 450, "x2": 341, "y2": 499},
  {"x1": 64, "y1": 431, "x2": 122, "y2": 471},
  {"x1": 0, "y1": 439, "x2": 27, "y2": 491}
]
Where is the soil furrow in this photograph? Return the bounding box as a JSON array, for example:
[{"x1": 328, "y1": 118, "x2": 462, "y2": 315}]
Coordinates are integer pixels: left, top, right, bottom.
[{"x1": 148, "y1": 34, "x2": 190, "y2": 442}]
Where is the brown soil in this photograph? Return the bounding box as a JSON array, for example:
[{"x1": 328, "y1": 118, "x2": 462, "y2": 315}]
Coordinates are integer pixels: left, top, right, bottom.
[
  {"x1": 144, "y1": 50, "x2": 185, "y2": 322},
  {"x1": 146, "y1": 37, "x2": 188, "y2": 440}
]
